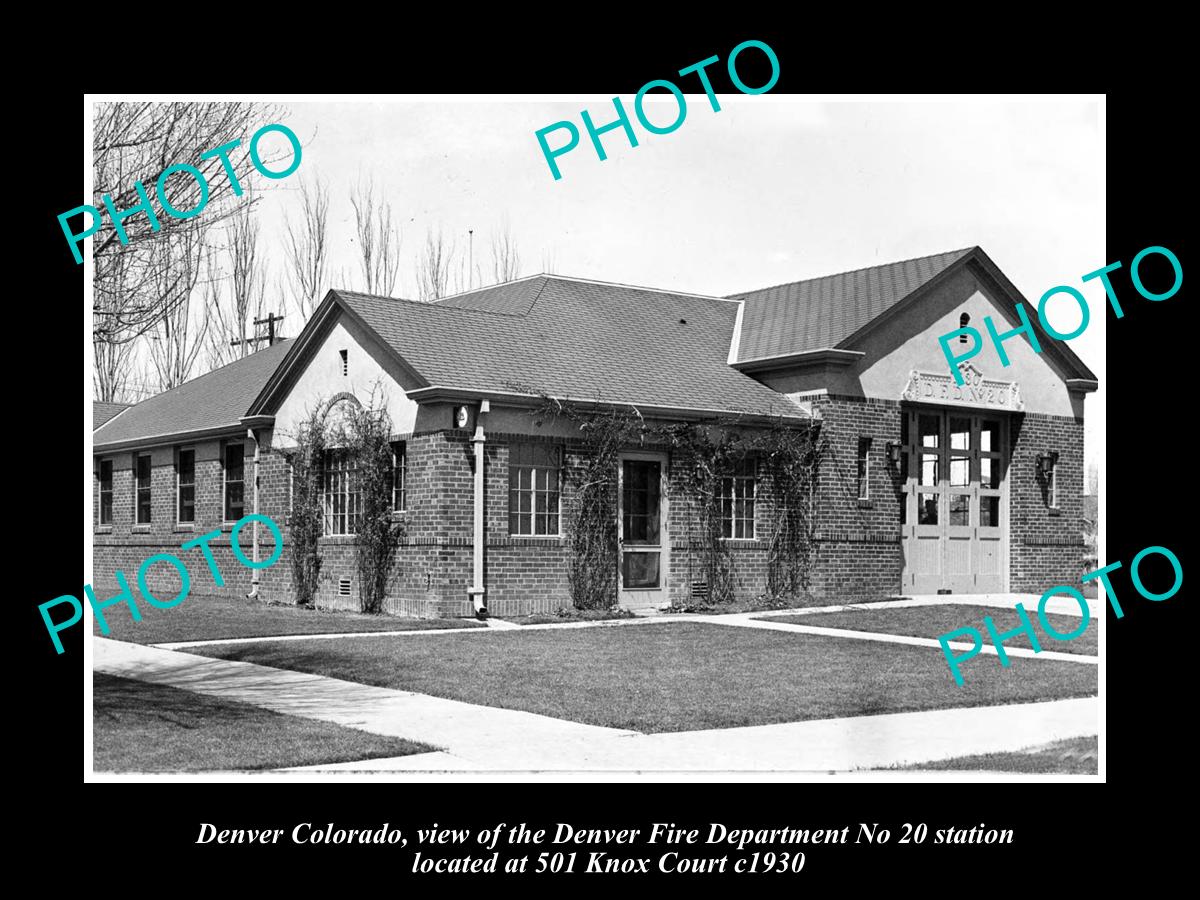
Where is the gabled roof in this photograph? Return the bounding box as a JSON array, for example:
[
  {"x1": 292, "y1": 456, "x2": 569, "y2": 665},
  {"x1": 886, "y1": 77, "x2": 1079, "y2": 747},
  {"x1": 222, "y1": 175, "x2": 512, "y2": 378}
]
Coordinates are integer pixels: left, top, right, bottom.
[
  {"x1": 728, "y1": 246, "x2": 1097, "y2": 382},
  {"x1": 729, "y1": 248, "x2": 975, "y2": 362},
  {"x1": 278, "y1": 278, "x2": 804, "y2": 420},
  {"x1": 93, "y1": 340, "x2": 293, "y2": 449},
  {"x1": 93, "y1": 401, "x2": 131, "y2": 430}
]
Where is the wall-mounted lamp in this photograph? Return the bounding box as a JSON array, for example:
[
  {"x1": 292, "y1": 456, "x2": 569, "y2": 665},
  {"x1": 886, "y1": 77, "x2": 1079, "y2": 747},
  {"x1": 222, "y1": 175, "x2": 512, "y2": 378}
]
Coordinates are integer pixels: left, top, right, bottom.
[
  {"x1": 1035, "y1": 450, "x2": 1059, "y2": 480},
  {"x1": 886, "y1": 441, "x2": 902, "y2": 467}
]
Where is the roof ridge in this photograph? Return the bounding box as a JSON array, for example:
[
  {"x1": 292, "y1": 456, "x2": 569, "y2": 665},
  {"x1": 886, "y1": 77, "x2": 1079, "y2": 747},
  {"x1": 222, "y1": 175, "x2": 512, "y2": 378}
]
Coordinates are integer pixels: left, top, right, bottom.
[
  {"x1": 337, "y1": 288, "x2": 523, "y2": 317},
  {"x1": 428, "y1": 273, "x2": 547, "y2": 304},
  {"x1": 727, "y1": 246, "x2": 978, "y2": 299}
]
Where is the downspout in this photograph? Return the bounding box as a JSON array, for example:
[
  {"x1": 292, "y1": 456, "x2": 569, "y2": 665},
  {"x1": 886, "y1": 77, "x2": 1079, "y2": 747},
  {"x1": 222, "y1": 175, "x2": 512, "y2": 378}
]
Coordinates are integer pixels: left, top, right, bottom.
[
  {"x1": 468, "y1": 400, "x2": 490, "y2": 619},
  {"x1": 246, "y1": 427, "x2": 261, "y2": 599}
]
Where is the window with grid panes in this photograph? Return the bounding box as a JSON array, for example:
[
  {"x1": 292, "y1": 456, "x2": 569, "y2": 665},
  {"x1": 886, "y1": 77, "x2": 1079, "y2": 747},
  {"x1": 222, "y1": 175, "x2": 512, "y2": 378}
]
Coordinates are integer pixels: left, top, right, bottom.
[
  {"x1": 177, "y1": 448, "x2": 195, "y2": 523},
  {"x1": 224, "y1": 443, "x2": 245, "y2": 522},
  {"x1": 721, "y1": 457, "x2": 757, "y2": 539},
  {"x1": 323, "y1": 449, "x2": 361, "y2": 535},
  {"x1": 134, "y1": 453, "x2": 152, "y2": 524},
  {"x1": 509, "y1": 443, "x2": 561, "y2": 535},
  {"x1": 98, "y1": 460, "x2": 113, "y2": 525},
  {"x1": 390, "y1": 441, "x2": 407, "y2": 512}
]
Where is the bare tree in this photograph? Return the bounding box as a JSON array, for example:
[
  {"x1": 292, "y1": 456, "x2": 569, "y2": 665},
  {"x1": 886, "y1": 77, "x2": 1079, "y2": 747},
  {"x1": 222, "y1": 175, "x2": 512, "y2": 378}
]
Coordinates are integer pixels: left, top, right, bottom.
[
  {"x1": 540, "y1": 246, "x2": 559, "y2": 274},
  {"x1": 208, "y1": 200, "x2": 268, "y2": 367},
  {"x1": 350, "y1": 178, "x2": 402, "y2": 295},
  {"x1": 94, "y1": 330, "x2": 139, "y2": 403},
  {"x1": 414, "y1": 228, "x2": 459, "y2": 301},
  {"x1": 282, "y1": 176, "x2": 330, "y2": 322},
  {"x1": 491, "y1": 222, "x2": 523, "y2": 283},
  {"x1": 91, "y1": 102, "x2": 285, "y2": 344},
  {"x1": 148, "y1": 226, "x2": 210, "y2": 391}
]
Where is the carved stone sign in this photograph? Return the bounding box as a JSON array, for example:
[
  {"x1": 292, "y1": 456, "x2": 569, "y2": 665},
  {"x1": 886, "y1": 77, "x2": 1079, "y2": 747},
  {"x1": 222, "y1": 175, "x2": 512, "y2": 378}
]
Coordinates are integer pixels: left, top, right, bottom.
[{"x1": 902, "y1": 363, "x2": 1023, "y2": 411}]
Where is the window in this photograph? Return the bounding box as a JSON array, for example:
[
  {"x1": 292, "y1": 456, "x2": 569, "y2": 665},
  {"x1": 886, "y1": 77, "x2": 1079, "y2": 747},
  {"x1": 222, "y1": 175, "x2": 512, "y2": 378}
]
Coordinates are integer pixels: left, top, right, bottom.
[
  {"x1": 391, "y1": 441, "x2": 407, "y2": 512},
  {"x1": 509, "y1": 443, "x2": 560, "y2": 535},
  {"x1": 177, "y1": 448, "x2": 195, "y2": 524},
  {"x1": 323, "y1": 449, "x2": 361, "y2": 535},
  {"x1": 339, "y1": 348, "x2": 348, "y2": 376},
  {"x1": 1048, "y1": 454, "x2": 1059, "y2": 509},
  {"x1": 134, "y1": 453, "x2": 152, "y2": 524},
  {"x1": 856, "y1": 437, "x2": 871, "y2": 500},
  {"x1": 98, "y1": 460, "x2": 113, "y2": 526},
  {"x1": 721, "y1": 458, "x2": 757, "y2": 539},
  {"x1": 224, "y1": 443, "x2": 245, "y2": 522},
  {"x1": 959, "y1": 312, "x2": 971, "y2": 343}
]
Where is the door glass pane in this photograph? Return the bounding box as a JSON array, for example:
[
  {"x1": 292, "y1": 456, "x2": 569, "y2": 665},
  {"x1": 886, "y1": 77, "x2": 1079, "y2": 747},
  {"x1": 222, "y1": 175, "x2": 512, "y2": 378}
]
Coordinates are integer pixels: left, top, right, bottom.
[
  {"x1": 949, "y1": 494, "x2": 970, "y2": 525},
  {"x1": 981, "y1": 420, "x2": 1000, "y2": 452},
  {"x1": 950, "y1": 417, "x2": 970, "y2": 450},
  {"x1": 622, "y1": 460, "x2": 661, "y2": 545},
  {"x1": 980, "y1": 495, "x2": 1000, "y2": 527},
  {"x1": 920, "y1": 454, "x2": 939, "y2": 485},
  {"x1": 949, "y1": 457, "x2": 970, "y2": 487},
  {"x1": 918, "y1": 492, "x2": 938, "y2": 524},
  {"x1": 622, "y1": 551, "x2": 660, "y2": 588},
  {"x1": 919, "y1": 415, "x2": 940, "y2": 447},
  {"x1": 981, "y1": 457, "x2": 1000, "y2": 489}
]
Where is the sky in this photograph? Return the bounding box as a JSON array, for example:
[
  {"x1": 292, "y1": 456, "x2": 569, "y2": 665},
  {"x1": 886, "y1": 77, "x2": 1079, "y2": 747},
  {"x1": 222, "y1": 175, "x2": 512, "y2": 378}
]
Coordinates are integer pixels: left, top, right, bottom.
[{"x1": 247, "y1": 97, "x2": 1105, "y2": 475}]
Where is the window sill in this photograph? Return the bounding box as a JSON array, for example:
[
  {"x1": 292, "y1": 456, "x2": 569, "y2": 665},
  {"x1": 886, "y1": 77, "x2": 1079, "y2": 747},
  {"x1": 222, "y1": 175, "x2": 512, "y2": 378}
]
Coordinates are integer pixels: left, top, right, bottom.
[
  {"x1": 508, "y1": 534, "x2": 563, "y2": 540},
  {"x1": 174, "y1": 524, "x2": 195, "y2": 533},
  {"x1": 131, "y1": 525, "x2": 151, "y2": 533},
  {"x1": 94, "y1": 526, "x2": 113, "y2": 534},
  {"x1": 720, "y1": 537, "x2": 759, "y2": 543}
]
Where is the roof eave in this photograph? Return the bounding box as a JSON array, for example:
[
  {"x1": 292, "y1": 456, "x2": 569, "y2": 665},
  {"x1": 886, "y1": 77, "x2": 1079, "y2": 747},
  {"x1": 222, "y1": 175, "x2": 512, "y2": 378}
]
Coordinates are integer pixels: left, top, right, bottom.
[
  {"x1": 94, "y1": 422, "x2": 248, "y2": 454},
  {"x1": 732, "y1": 348, "x2": 865, "y2": 373},
  {"x1": 406, "y1": 386, "x2": 811, "y2": 425}
]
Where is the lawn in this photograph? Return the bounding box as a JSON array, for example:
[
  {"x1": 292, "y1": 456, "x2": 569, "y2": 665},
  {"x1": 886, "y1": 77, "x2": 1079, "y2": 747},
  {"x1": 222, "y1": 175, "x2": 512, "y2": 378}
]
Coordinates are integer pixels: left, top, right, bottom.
[
  {"x1": 193, "y1": 622, "x2": 1098, "y2": 733},
  {"x1": 92, "y1": 593, "x2": 483, "y2": 645},
  {"x1": 895, "y1": 736, "x2": 1098, "y2": 774},
  {"x1": 772, "y1": 604, "x2": 1097, "y2": 656},
  {"x1": 93, "y1": 674, "x2": 433, "y2": 772}
]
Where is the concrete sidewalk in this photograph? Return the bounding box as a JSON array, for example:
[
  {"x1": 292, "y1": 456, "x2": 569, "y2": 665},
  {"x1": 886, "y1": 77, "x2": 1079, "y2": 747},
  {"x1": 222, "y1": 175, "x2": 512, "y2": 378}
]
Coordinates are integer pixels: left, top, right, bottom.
[{"x1": 96, "y1": 637, "x2": 1097, "y2": 773}]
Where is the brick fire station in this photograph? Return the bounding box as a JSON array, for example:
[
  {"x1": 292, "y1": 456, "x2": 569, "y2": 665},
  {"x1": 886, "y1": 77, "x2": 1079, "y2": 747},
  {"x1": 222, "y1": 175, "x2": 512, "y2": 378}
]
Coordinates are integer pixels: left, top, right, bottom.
[{"x1": 92, "y1": 246, "x2": 1096, "y2": 617}]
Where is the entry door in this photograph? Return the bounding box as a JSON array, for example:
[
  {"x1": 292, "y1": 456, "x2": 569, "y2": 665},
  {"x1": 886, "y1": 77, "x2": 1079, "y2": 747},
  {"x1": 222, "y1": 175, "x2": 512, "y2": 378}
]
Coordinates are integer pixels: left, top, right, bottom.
[
  {"x1": 901, "y1": 410, "x2": 1006, "y2": 593},
  {"x1": 617, "y1": 452, "x2": 669, "y2": 609}
]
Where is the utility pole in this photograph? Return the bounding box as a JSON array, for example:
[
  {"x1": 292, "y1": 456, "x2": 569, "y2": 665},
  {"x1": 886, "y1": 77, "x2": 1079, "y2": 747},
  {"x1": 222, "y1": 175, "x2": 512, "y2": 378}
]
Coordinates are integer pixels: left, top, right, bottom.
[{"x1": 230, "y1": 312, "x2": 286, "y2": 351}]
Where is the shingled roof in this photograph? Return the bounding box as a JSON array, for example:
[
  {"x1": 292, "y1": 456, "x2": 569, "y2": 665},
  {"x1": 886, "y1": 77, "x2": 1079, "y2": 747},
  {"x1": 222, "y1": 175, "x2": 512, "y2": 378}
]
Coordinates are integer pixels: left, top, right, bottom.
[
  {"x1": 729, "y1": 248, "x2": 975, "y2": 362},
  {"x1": 92, "y1": 401, "x2": 131, "y2": 430},
  {"x1": 94, "y1": 340, "x2": 293, "y2": 449},
  {"x1": 332, "y1": 277, "x2": 804, "y2": 419}
]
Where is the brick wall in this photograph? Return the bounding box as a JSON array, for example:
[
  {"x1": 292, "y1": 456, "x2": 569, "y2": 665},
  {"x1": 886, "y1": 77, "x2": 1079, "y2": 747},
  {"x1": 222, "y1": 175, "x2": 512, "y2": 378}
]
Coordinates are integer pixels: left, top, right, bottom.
[
  {"x1": 807, "y1": 396, "x2": 905, "y2": 601},
  {"x1": 1008, "y1": 411, "x2": 1086, "y2": 591}
]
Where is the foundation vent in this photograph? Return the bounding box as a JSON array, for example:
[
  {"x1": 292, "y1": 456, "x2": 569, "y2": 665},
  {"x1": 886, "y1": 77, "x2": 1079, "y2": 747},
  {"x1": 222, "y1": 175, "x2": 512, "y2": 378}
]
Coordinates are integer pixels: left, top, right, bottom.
[
  {"x1": 338, "y1": 577, "x2": 352, "y2": 597},
  {"x1": 690, "y1": 581, "x2": 709, "y2": 601}
]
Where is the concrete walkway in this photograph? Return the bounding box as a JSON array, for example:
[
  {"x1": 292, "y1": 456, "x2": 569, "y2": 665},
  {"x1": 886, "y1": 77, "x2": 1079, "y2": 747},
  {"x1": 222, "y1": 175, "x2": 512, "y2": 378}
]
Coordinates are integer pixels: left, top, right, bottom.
[
  {"x1": 95, "y1": 637, "x2": 1097, "y2": 773},
  {"x1": 155, "y1": 594, "x2": 1097, "y2": 651},
  {"x1": 689, "y1": 613, "x2": 1097, "y2": 664}
]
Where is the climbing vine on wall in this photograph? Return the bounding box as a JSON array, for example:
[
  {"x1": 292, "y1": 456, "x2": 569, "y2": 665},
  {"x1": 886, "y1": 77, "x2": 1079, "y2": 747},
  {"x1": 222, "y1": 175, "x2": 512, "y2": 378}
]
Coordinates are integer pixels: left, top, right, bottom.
[
  {"x1": 284, "y1": 404, "x2": 327, "y2": 608},
  {"x1": 330, "y1": 394, "x2": 405, "y2": 615},
  {"x1": 529, "y1": 395, "x2": 825, "y2": 609}
]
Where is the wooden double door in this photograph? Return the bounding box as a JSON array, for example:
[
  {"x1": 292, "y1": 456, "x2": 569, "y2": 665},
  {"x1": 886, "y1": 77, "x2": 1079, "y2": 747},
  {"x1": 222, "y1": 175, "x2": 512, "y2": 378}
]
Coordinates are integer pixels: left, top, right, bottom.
[{"x1": 900, "y1": 409, "x2": 1007, "y2": 594}]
